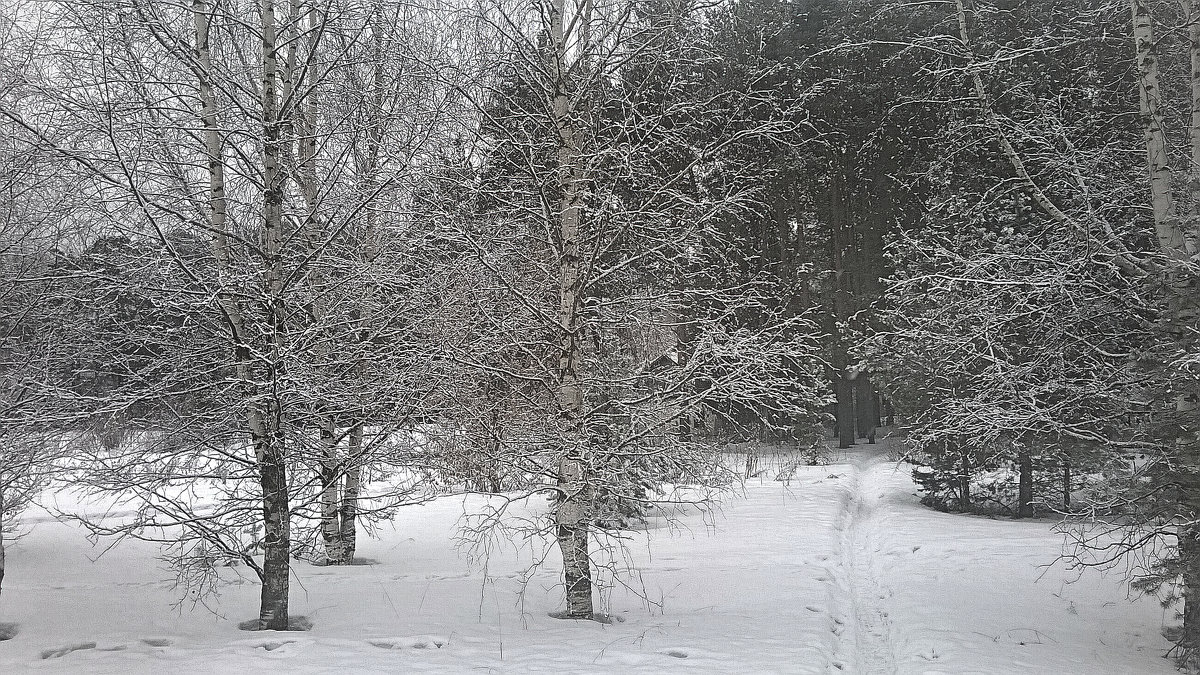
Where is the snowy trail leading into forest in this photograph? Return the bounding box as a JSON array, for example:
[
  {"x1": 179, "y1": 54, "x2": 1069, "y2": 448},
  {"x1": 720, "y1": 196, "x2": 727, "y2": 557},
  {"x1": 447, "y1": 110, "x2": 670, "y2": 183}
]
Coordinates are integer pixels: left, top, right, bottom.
[
  {"x1": 824, "y1": 437, "x2": 1176, "y2": 674},
  {"x1": 0, "y1": 443, "x2": 1182, "y2": 674},
  {"x1": 835, "y1": 444, "x2": 898, "y2": 674}
]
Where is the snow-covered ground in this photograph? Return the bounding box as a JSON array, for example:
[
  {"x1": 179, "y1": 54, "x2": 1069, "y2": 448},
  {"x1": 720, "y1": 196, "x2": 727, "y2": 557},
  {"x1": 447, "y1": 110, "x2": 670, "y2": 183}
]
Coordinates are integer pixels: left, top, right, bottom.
[{"x1": 0, "y1": 442, "x2": 1178, "y2": 674}]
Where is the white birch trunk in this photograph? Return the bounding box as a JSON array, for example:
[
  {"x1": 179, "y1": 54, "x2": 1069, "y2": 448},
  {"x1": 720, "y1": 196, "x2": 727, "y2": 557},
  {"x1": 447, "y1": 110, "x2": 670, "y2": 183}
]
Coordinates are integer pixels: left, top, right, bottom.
[
  {"x1": 549, "y1": 0, "x2": 593, "y2": 620},
  {"x1": 318, "y1": 418, "x2": 345, "y2": 564},
  {"x1": 339, "y1": 423, "x2": 363, "y2": 562},
  {"x1": 1134, "y1": 0, "x2": 1200, "y2": 661},
  {"x1": 1133, "y1": 0, "x2": 1189, "y2": 258}
]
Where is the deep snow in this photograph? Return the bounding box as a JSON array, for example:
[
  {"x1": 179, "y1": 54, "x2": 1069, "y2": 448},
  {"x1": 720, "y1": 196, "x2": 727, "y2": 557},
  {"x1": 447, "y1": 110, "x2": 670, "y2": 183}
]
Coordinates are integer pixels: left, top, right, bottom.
[{"x1": 0, "y1": 442, "x2": 1179, "y2": 674}]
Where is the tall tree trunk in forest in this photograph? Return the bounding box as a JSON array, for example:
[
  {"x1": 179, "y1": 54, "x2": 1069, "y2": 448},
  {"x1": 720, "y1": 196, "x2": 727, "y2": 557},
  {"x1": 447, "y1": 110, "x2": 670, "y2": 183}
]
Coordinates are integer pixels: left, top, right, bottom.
[
  {"x1": 1017, "y1": 444, "x2": 1034, "y2": 518},
  {"x1": 854, "y1": 373, "x2": 879, "y2": 439},
  {"x1": 828, "y1": 164, "x2": 856, "y2": 450},
  {"x1": 324, "y1": 1, "x2": 389, "y2": 565},
  {"x1": 1062, "y1": 459, "x2": 1071, "y2": 510},
  {"x1": 1133, "y1": 0, "x2": 1200, "y2": 658},
  {"x1": 775, "y1": 201, "x2": 794, "y2": 308},
  {"x1": 958, "y1": 446, "x2": 971, "y2": 512},
  {"x1": 550, "y1": 0, "x2": 593, "y2": 620},
  {"x1": 257, "y1": 428, "x2": 290, "y2": 630},
  {"x1": 195, "y1": 0, "x2": 290, "y2": 629},
  {"x1": 1188, "y1": 0, "x2": 1200, "y2": 238},
  {"x1": 256, "y1": 0, "x2": 291, "y2": 630},
  {"x1": 675, "y1": 305, "x2": 704, "y2": 443},
  {"x1": 835, "y1": 375, "x2": 855, "y2": 449},
  {"x1": 854, "y1": 376, "x2": 868, "y2": 439}
]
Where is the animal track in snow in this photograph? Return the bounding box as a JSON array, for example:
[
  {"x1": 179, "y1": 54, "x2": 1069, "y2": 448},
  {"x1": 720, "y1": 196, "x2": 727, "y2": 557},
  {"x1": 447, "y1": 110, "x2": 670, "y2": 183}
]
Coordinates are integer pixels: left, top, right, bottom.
[
  {"x1": 141, "y1": 637, "x2": 171, "y2": 647},
  {"x1": 367, "y1": 635, "x2": 448, "y2": 650},
  {"x1": 41, "y1": 642, "x2": 97, "y2": 659}
]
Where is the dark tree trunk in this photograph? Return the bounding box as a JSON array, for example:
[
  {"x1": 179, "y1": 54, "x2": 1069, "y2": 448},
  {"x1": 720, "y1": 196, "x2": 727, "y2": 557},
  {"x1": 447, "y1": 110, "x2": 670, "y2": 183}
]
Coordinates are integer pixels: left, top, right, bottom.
[
  {"x1": 258, "y1": 431, "x2": 290, "y2": 630},
  {"x1": 854, "y1": 373, "x2": 880, "y2": 439},
  {"x1": 829, "y1": 165, "x2": 856, "y2": 451},
  {"x1": 958, "y1": 447, "x2": 971, "y2": 512},
  {"x1": 1062, "y1": 459, "x2": 1071, "y2": 510},
  {"x1": 256, "y1": 0, "x2": 290, "y2": 631},
  {"x1": 836, "y1": 375, "x2": 855, "y2": 449},
  {"x1": 1017, "y1": 446, "x2": 1034, "y2": 518},
  {"x1": 854, "y1": 375, "x2": 870, "y2": 439}
]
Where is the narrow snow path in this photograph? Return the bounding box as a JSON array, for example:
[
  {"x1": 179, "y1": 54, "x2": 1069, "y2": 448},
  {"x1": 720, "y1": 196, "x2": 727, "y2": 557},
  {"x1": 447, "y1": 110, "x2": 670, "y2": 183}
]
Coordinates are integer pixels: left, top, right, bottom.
[{"x1": 833, "y1": 444, "x2": 898, "y2": 674}]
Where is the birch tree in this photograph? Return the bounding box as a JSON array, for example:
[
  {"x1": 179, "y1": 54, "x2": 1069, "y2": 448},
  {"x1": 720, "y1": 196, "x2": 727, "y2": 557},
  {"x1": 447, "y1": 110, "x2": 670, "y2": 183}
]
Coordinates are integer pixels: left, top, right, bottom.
[
  {"x1": 1124, "y1": 0, "x2": 1200, "y2": 661},
  {"x1": 456, "y1": 0, "x2": 826, "y2": 619}
]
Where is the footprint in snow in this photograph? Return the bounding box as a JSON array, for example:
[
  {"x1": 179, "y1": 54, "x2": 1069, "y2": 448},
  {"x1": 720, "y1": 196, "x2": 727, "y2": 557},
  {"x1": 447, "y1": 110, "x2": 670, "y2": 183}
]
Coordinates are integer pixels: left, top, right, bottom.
[
  {"x1": 659, "y1": 649, "x2": 688, "y2": 658},
  {"x1": 41, "y1": 642, "x2": 97, "y2": 659},
  {"x1": 368, "y1": 635, "x2": 448, "y2": 650},
  {"x1": 141, "y1": 638, "x2": 172, "y2": 647}
]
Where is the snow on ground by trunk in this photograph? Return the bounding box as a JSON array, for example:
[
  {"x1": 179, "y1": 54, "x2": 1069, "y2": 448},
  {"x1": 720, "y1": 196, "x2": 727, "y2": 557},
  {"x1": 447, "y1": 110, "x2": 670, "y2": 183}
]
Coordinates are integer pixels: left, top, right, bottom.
[{"x1": 0, "y1": 440, "x2": 1178, "y2": 673}]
